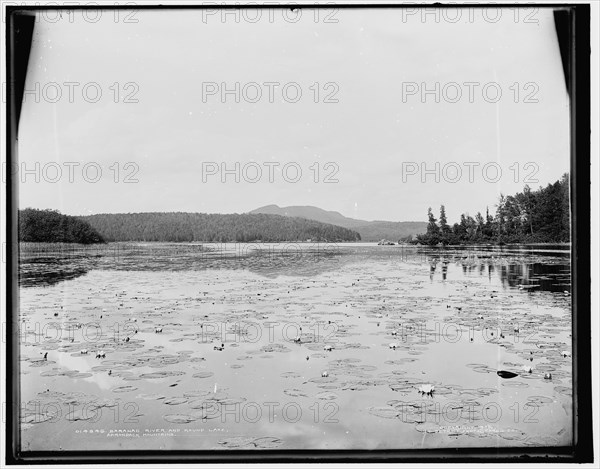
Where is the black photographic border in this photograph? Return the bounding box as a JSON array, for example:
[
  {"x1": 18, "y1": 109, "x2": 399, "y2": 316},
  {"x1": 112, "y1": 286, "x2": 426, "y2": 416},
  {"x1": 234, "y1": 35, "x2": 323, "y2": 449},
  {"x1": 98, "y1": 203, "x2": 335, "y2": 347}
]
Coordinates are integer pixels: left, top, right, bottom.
[{"x1": 4, "y1": 2, "x2": 593, "y2": 464}]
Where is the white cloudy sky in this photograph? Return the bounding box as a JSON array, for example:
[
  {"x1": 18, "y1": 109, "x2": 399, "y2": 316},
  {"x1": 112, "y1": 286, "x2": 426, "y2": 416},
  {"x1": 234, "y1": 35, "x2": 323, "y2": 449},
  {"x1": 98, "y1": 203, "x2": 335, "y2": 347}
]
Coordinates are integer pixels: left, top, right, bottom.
[{"x1": 17, "y1": 7, "x2": 569, "y2": 223}]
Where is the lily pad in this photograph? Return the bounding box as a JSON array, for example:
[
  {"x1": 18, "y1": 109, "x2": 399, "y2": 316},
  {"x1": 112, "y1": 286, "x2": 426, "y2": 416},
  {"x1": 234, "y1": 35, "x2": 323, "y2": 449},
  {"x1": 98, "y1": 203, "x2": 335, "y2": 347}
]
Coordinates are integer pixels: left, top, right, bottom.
[
  {"x1": 496, "y1": 370, "x2": 519, "y2": 379},
  {"x1": 140, "y1": 371, "x2": 186, "y2": 379},
  {"x1": 284, "y1": 389, "x2": 308, "y2": 397},
  {"x1": 368, "y1": 406, "x2": 399, "y2": 419},
  {"x1": 164, "y1": 397, "x2": 188, "y2": 405},
  {"x1": 112, "y1": 385, "x2": 138, "y2": 393},
  {"x1": 163, "y1": 414, "x2": 197, "y2": 424},
  {"x1": 316, "y1": 391, "x2": 338, "y2": 400}
]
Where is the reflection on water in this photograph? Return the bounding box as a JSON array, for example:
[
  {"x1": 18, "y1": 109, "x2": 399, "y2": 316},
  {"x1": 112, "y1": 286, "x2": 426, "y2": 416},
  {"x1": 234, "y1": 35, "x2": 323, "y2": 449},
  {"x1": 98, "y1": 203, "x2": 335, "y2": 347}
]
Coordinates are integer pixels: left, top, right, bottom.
[
  {"x1": 19, "y1": 253, "x2": 100, "y2": 287},
  {"x1": 17, "y1": 242, "x2": 573, "y2": 451},
  {"x1": 425, "y1": 253, "x2": 570, "y2": 293},
  {"x1": 19, "y1": 242, "x2": 571, "y2": 293}
]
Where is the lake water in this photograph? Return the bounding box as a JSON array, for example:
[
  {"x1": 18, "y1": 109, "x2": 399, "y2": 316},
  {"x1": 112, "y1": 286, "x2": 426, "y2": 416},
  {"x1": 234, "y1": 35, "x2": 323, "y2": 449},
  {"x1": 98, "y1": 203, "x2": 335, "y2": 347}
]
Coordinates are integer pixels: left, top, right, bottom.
[{"x1": 17, "y1": 242, "x2": 572, "y2": 451}]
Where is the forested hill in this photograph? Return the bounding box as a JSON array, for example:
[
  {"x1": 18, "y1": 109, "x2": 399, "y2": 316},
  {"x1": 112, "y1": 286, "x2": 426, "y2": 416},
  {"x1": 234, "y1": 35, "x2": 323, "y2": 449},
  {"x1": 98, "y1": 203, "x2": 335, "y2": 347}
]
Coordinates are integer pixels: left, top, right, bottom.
[
  {"x1": 19, "y1": 208, "x2": 105, "y2": 244},
  {"x1": 80, "y1": 212, "x2": 362, "y2": 242}
]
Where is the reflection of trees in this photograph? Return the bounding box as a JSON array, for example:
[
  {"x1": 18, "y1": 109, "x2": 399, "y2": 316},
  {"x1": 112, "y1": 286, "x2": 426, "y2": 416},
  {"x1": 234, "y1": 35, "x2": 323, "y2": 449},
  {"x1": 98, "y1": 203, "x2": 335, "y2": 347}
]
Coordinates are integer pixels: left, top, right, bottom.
[
  {"x1": 499, "y1": 264, "x2": 527, "y2": 289},
  {"x1": 20, "y1": 244, "x2": 571, "y2": 293},
  {"x1": 422, "y1": 251, "x2": 569, "y2": 293},
  {"x1": 19, "y1": 245, "x2": 354, "y2": 287},
  {"x1": 498, "y1": 263, "x2": 570, "y2": 292},
  {"x1": 19, "y1": 256, "x2": 92, "y2": 287},
  {"x1": 420, "y1": 245, "x2": 570, "y2": 293}
]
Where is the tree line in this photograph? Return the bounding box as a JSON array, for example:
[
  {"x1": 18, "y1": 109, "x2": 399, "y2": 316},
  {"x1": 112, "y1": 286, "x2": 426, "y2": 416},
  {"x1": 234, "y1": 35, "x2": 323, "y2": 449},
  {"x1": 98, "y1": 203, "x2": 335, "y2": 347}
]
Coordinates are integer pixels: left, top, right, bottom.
[
  {"x1": 414, "y1": 174, "x2": 569, "y2": 245},
  {"x1": 19, "y1": 208, "x2": 105, "y2": 244},
  {"x1": 81, "y1": 212, "x2": 362, "y2": 242}
]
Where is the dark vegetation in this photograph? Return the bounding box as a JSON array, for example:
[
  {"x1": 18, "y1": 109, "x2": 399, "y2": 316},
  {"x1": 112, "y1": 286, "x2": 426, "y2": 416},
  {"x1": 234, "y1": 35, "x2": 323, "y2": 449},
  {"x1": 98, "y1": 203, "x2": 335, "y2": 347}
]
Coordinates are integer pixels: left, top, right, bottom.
[
  {"x1": 80, "y1": 212, "x2": 361, "y2": 242},
  {"x1": 415, "y1": 174, "x2": 570, "y2": 245},
  {"x1": 20, "y1": 174, "x2": 567, "y2": 246},
  {"x1": 19, "y1": 208, "x2": 104, "y2": 244}
]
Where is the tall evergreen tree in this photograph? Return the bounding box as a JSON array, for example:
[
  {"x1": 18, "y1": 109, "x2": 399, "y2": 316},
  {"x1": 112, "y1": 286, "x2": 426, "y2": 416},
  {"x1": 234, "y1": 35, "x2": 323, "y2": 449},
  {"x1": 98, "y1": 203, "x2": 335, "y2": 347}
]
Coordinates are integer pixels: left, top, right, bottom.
[
  {"x1": 439, "y1": 205, "x2": 451, "y2": 244},
  {"x1": 413, "y1": 175, "x2": 570, "y2": 245}
]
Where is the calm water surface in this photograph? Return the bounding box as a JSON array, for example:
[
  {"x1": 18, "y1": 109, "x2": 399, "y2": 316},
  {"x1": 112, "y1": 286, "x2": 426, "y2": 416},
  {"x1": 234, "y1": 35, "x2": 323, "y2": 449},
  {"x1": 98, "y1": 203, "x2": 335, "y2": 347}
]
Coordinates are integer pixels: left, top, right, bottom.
[{"x1": 18, "y1": 243, "x2": 572, "y2": 450}]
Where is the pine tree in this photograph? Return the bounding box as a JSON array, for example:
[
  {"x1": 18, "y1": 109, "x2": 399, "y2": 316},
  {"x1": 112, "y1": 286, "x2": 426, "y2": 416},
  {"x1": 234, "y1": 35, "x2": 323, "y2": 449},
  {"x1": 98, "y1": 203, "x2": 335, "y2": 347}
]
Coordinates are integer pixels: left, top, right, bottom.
[{"x1": 439, "y1": 205, "x2": 451, "y2": 244}]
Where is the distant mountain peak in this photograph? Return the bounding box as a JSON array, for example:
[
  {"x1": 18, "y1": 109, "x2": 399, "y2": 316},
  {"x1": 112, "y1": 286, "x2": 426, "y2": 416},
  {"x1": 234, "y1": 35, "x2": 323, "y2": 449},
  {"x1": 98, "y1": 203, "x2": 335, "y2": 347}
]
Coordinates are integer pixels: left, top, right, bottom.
[
  {"x1": 254, "y1": 204, "x2": 280, "y2": 210},
  {"x1": 249, "y1": 205, "x2": 427, "y2": 242}
]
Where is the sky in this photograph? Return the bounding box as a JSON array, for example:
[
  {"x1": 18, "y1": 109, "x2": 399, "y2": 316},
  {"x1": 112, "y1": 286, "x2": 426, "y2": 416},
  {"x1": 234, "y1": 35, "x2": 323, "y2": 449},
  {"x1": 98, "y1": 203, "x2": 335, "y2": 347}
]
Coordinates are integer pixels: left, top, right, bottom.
[{"x1": 16, "y1": 7, "x2": 570, "y2": 223}]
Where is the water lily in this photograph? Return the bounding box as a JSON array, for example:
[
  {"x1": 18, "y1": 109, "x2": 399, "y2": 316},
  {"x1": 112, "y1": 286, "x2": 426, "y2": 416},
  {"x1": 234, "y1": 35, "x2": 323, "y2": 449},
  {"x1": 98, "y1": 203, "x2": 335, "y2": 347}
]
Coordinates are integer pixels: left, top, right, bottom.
[{"x1": 417, "y1": 384, "x2": 435, "y2": 395}]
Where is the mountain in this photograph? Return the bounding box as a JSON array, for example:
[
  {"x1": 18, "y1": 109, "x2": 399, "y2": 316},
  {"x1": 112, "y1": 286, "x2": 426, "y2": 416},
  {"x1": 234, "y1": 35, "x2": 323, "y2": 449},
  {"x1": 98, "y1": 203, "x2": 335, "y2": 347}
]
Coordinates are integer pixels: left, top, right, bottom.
[
  {"x1": 249, "y1": 205, "x2": 427, "y2": 242},
  {"x1": 80, "y1": 212, "x2": 361, "y2": 242},
  {"x1": 249, "y1": 204, "x2": 359, "y2": 227}
]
